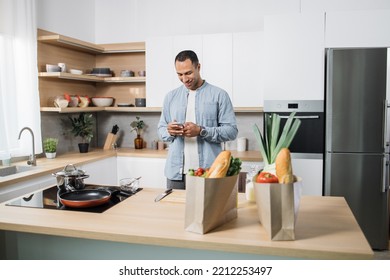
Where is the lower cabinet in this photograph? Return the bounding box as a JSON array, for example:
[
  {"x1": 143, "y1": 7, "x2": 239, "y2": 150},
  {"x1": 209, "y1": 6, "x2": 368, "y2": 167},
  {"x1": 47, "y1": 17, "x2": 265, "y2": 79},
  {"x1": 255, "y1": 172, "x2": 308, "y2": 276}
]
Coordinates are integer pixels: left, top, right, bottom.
[
  {"x1": 116, "y1": 156, "x2": 166, "y2": 189},
  {"x1": 0, "y1": 174, "x2": 56, "y2": 204},
  {"x1": 292, "y1": 158, "x2": 323, "y2": 196}
]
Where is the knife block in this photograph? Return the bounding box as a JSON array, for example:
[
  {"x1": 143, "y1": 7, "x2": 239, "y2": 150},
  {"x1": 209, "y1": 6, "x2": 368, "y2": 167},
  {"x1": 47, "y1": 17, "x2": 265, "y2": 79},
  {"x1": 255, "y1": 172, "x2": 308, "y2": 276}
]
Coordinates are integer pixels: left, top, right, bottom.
[{"x1": 103, "y1": 133, "x2": 117, "y2": 150}]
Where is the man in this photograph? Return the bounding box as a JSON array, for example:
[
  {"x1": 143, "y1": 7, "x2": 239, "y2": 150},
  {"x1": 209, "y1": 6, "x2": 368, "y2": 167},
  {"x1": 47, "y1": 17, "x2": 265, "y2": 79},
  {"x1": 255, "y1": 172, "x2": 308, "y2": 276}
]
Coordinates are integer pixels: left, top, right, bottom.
[{"x1": 157, "y1": 50, "x2": 238, "y2": 189}]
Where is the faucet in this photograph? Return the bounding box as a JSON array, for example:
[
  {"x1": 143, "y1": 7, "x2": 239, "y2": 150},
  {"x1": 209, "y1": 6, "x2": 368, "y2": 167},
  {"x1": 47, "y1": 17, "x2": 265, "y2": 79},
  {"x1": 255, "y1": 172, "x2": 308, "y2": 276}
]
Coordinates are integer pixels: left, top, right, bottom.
[{"x1": 18, "y1": 127, "x2": 37, "y2": 166}]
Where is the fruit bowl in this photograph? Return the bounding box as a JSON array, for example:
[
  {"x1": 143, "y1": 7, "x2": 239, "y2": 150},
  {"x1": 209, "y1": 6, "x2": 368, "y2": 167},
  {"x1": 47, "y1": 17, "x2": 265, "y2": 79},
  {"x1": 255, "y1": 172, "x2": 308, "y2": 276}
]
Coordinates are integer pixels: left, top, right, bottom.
[{"x1": 91, "y1": 97, "x2": 114, "y2": 107}]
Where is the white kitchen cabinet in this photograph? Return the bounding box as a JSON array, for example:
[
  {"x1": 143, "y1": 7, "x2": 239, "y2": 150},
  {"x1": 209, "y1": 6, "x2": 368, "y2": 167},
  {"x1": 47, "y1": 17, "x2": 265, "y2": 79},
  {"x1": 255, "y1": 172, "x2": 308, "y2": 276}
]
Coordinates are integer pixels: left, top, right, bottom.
[
  {"x1": 146, "y1": 34, "x2": 203, "y2": 107},
  {"x1": 325, "y1": 10, "x2": 390, "y2": 48},
  {"x1": 292, "y1": 158, "x2": 323, "y2": 196},
  {"x1": 81, "y1": 157, "x2": 118, "y2": 186},
  {"x1": 146, "y1": 32, "x2": 264, "y2": 108},
  {"x1": 146, "y1": 36, "x2": 174, "y2": 107},
  {"x1": 0, "y1": 174, "x2": 55, "y2": 204},
  {"x1": 233, "y1": 31, "x2": 264, "y2": 107},
  {"x1": 116, "y1": 156, "x2": 166, "y2": 188},
  {"x1": 202, "y1": 33, "x2": 233, "y2": 100},
  {"x1": 264, "y1": 13, "x2": 325, "y2": 101}
]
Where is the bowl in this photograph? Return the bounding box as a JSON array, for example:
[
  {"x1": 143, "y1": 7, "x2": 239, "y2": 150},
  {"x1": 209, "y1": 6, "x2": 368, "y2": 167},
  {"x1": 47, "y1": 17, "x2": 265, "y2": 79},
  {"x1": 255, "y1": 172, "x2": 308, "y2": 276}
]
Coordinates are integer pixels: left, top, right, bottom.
[
  {"x1": 90, "y1": 68, "x2": 111, "y2": 76},
  {"x1": 70, "y1": 69, "x2": 83, "y2": 75},
  {"x1": 46, "y1": 64, "x2": 62, "y2": 72},
  {"x1": 91, "y1": 97, "x2": 114, "y2": 107}
]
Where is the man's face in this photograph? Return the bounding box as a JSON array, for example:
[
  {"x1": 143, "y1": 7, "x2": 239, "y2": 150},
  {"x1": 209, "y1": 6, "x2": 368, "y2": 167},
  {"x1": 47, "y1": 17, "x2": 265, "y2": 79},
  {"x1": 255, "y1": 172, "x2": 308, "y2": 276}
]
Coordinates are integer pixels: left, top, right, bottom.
[{"x1": 175, "y1": 59, "x2": 202, "y2": 90}]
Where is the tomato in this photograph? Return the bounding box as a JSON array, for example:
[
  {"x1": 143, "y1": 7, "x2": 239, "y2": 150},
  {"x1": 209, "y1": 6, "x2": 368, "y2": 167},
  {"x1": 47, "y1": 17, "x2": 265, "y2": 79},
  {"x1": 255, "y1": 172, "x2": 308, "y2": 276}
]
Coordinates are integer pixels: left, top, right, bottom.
[
  {"x1": 194, "y1": 167, "x2": 204, "y2": 176},
  {"x1": 256, "y1": 172, "x2": 279, "y2": 183}
]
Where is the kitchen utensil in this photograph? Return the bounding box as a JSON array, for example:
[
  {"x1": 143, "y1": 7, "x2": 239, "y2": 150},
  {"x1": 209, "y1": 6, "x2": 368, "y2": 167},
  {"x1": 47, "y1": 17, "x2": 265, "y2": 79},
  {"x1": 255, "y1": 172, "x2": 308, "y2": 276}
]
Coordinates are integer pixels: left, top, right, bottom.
[
  {"x1": 89, "y1": 68, "x2": 112, "y2": 77},
  {"x1": 135, "y1": 98, "x2": 146, "y2": 107},
  {"x1": 119, "y1": 177, "x2": 141, "y2": 193},
  {"x1": 46, "y1": 64, "x2": 61, "y2": 72},
  {"x1": 103, "y1": 124, "x2": 119, "y2": 150},
  {"x1": 58, "y1": 63, "x2": 66, "y2": 72},
  {"x1": 154, "y1": 188, "x2": 173, "y2": 202},
  {"x1": 52, "y1": 164, "x2": 89, "y2": 191},
  {"x1": 70, "y1": 69, "x2": 83, "y2": 75},
  {"x1": 59, "y1": 189, "x2": 111, "y2": 208},
  {"x1": 91, "y1": 97, "x2": 114, "y2": 107}
]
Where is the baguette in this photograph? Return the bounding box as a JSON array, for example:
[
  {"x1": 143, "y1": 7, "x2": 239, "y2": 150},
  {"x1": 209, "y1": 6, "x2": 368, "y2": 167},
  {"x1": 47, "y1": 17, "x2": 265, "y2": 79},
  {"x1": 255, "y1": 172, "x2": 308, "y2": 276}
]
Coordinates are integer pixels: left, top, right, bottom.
[
  {"x1": 275, "y1": 148, "x2": 294, "y2": 184},
  {"x1": 206, "y1": 151, "x2": 231, "y2": 178}
]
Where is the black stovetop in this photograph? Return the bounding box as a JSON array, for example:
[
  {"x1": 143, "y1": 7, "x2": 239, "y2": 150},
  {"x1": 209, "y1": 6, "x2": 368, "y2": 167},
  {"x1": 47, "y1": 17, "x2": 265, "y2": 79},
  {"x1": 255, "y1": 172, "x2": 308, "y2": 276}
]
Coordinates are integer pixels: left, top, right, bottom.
[{"x1": 6, "y1": 184, "x2": 142, "y2": 213}]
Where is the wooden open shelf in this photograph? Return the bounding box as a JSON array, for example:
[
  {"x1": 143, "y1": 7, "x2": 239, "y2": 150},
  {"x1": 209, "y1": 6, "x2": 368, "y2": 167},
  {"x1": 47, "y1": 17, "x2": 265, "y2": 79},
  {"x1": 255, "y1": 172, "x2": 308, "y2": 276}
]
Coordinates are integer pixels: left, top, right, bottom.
[
  {"x1": 40, "y1": 106, "x2": 263, "y2": 114},
  {"x1": 39, "y1": 72, "x2": 146, "y2": 83}
]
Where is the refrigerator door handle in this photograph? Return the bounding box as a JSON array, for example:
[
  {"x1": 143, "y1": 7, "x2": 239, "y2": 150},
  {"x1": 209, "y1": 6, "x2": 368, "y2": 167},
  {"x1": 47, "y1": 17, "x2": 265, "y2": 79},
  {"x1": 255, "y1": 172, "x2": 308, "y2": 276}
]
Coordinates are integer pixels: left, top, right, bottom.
[
  {"x1": 383, "y1": 154, "x2": 389, "y2": 193},
  {"x1": 384, "y1": 100, "x2": 390, "y2": 154}
]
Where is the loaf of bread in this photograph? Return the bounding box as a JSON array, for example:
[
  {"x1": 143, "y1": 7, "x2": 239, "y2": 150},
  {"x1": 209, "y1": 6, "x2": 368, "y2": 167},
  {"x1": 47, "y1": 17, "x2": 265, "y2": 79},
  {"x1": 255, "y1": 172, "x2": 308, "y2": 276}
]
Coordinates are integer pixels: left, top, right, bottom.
[
  {"x1": 275, "y1": 148, "x2": 295, "y2": 184},
  {"x1": 206, "y1": 151, "x2": 231, "y2": 178}
]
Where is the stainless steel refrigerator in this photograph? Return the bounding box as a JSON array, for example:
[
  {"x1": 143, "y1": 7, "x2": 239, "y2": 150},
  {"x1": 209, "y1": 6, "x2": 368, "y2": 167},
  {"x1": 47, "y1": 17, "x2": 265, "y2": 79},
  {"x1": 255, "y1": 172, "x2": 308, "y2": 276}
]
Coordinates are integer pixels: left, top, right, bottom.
[{"x1": 325, "y1": 48, "x2": 390, "y2": 250}]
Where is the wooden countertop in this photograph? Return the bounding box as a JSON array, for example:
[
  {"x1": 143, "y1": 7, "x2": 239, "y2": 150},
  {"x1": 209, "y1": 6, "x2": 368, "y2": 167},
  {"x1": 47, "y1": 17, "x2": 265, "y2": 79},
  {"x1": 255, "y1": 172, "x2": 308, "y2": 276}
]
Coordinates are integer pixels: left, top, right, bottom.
[
  {"x1": 0, "y1": 188, "x2": 373, "y2": 260},
  {"x1": 0, "y1": 148, "x2": 262, "y2": 187}
]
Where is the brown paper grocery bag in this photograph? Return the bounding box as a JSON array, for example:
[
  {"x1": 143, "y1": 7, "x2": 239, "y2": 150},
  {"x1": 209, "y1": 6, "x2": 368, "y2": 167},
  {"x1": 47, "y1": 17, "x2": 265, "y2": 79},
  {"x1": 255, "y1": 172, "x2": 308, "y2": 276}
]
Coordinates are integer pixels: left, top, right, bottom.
[
  {"x1": 185, "y1": 175, "x2": 238, "y2": 234},
  {"x1": 253, "y1": 179, "x2": 302, "y2": 240}
]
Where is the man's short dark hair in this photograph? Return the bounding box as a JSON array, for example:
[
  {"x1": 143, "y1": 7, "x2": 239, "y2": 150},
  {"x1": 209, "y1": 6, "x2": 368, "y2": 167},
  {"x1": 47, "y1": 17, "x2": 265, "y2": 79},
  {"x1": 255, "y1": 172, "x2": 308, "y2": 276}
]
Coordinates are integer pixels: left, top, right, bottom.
[{"x1": 175, "y1": 50, "x2": 199, "y2": 66}]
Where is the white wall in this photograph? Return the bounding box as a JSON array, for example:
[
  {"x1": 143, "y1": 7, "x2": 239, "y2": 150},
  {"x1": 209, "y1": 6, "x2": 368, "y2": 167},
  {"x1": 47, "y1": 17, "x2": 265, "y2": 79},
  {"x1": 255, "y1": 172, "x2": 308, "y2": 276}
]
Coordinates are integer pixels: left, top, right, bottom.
[
  {"x1": 37, "y1": 0, "x2": 390, "y2": 44},
  {"x1": 37, "y1": 0, "x2": 96, "y2": 42}
]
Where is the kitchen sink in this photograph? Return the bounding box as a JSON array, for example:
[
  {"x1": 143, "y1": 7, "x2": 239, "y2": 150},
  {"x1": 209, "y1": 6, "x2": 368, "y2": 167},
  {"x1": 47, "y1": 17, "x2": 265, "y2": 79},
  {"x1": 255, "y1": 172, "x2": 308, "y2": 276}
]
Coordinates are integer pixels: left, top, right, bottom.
[{"x1": 0, "y1": 165, "x2": 34, "y2": 177}]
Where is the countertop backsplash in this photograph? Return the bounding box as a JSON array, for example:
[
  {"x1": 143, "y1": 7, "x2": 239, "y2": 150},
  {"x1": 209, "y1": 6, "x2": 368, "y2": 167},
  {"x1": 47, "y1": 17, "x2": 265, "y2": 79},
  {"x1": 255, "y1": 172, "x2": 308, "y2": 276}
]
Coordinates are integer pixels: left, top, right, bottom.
[{"x1": 41, "y1": 111, "x2": 263, "y2": 155}]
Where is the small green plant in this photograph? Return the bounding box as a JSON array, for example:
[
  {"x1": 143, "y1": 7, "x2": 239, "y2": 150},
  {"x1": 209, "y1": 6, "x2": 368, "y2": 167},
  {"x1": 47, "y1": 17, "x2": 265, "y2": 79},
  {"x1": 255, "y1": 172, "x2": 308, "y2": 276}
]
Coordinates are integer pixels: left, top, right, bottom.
[
  {"x1": 68, "y1": 113, "x2": 94, "y2": 143},
  {"x1": 43, "y1": 138, "x2": 58, "y2": 153},
  {"x1": 130, "y1": 116, "x2": 145, "y2": 136}
]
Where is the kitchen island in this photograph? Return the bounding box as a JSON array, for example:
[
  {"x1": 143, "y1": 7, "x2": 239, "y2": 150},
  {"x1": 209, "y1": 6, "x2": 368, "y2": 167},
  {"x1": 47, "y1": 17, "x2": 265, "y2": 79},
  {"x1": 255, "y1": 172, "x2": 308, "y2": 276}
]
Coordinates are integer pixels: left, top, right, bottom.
[{"x1": 0, "y1": 187, "x2": 373, "y2": 260}]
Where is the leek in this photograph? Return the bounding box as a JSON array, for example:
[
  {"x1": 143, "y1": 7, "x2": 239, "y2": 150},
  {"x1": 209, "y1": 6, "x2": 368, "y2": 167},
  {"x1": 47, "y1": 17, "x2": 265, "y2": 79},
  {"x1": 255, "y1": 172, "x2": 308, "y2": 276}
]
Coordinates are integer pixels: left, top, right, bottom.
[{"x1": 253, "y1": 112, "x2": 301, "y2": 166}]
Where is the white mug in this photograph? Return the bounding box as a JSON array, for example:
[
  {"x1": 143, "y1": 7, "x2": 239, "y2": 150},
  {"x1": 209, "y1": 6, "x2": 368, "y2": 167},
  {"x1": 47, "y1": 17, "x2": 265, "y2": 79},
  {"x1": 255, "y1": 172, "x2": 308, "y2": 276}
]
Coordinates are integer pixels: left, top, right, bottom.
[
  {"x1": 58, "y1": 63, "x2": 66, "y2": 72},
  {"x1": 237, "y1": 137, "x2": 247, "y2": 152}
]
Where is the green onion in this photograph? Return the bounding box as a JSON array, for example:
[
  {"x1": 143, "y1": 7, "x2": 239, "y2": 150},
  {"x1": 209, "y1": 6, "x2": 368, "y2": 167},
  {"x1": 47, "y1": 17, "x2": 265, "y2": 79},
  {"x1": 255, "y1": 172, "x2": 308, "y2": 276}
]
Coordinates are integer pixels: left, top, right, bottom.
[{"x1": 253, "y1": 112, "x2": 301, "y2": 166}]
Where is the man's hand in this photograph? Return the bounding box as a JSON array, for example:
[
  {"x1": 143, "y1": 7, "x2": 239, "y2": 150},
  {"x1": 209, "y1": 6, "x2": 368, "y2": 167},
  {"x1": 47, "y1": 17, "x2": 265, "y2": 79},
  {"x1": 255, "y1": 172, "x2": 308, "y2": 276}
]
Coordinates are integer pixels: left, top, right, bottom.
[
  {"x1": 183, "y1": 122, "x2": 201, "y2": 137},
  {"x1": 168, "y1": 121, "x2": 184, "y2": 136}
]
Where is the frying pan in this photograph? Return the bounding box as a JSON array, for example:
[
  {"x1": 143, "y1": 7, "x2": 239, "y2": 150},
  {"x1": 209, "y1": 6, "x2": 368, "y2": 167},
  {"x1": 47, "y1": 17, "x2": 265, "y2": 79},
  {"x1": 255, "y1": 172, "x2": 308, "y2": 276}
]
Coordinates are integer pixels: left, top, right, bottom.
[{"x1": 59, "y1": 189, "x2": 111, "y2": 208}]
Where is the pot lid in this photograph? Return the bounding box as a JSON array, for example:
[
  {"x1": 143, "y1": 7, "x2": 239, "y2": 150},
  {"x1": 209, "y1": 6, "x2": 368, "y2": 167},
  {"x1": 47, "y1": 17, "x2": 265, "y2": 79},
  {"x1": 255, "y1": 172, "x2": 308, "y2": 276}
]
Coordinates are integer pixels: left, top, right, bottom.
[{"x1": 53, "y1": 164, "x2": 86, "y2": 177}]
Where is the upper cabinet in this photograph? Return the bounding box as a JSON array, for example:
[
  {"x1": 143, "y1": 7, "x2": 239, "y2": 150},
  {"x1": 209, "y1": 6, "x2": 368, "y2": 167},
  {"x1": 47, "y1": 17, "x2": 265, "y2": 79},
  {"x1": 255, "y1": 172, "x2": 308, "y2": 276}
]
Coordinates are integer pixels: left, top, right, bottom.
[
  {"x1": 325, "y1": 9, "x2": 390, "y2": 48},
  {"x1": 37, "y1": 29, "x2": 148, "y2": 113},
  {"x1": 263, "y1": 13, "x2": 325, "y2": 101},
  {"x1": 146, "y1": 32, "x2": 263, "y2": 111}
]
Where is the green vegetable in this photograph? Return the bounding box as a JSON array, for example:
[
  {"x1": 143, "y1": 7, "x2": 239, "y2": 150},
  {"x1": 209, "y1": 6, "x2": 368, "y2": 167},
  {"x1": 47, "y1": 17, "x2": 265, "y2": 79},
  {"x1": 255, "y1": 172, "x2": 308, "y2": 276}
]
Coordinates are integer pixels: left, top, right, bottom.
[
  {"x1": 187, "y1": 169, "x2": 194, "y2": 176},
  {"x1": 226, "y1": 156, "x2": 242, "y2": 176},
  {"x1": 253, "y1": 112, "x2": 301, "y2": 166}
]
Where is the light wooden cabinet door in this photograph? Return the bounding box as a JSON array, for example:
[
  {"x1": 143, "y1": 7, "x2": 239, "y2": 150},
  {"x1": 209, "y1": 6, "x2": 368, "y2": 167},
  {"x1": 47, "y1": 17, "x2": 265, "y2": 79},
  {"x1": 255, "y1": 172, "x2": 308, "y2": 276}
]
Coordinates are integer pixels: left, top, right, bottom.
[
  {"x1": 116, "y1": 156, "x2": 166, "y2": 189},
  {"x1": 146, "y1": 36, "x2": 174, "y2": 107},
  {"x1": 325, "y1": 10, "x2": 390, "y2": 48},
  {"x1": 264, "y1": 13, "x2": 325, "y2": 101},
  {"x1": 233, "y1": 31, "x2": 264, "y2": 107},
  {"x1": 202, "y1": 33, "x2": 233, "y2": 100}
]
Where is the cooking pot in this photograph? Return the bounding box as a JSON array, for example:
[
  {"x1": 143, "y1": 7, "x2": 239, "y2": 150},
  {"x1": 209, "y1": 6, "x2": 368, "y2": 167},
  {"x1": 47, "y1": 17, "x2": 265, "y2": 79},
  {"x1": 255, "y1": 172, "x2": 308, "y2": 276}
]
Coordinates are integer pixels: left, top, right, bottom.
[
  {"x1": 52, "y1": 164, "x2": 89, "y2": 191},
  {"x1": 59, "y1": 189, "x2": 111, "y2": 208}
]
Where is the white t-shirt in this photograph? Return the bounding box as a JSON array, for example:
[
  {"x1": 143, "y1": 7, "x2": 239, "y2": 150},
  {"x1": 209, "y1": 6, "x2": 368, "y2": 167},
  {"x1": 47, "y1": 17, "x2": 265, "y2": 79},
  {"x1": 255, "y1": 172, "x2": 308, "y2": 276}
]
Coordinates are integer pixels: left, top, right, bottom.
[{"x1": 184, "y1": 90, "x2": 199, "y2": 172}]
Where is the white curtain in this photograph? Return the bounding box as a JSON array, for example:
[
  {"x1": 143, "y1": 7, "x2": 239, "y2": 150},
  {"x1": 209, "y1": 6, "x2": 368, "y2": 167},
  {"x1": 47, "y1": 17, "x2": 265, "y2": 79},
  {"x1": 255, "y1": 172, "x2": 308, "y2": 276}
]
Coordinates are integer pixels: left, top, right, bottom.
[{"x1": 0, "y1": 0, "x2": 42, "y2": 160}]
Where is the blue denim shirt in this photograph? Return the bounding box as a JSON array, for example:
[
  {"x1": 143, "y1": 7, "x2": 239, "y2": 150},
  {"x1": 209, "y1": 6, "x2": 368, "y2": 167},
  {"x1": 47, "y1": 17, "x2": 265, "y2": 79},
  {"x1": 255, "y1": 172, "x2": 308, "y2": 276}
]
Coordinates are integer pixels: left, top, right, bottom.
[{"x1": 157, "y1": 81, "x2": 238, "y2": 180}]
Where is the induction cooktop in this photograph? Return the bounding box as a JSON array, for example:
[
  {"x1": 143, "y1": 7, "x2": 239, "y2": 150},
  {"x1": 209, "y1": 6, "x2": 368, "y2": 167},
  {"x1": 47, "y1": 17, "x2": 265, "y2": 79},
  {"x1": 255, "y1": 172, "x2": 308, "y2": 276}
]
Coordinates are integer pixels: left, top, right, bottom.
[{"x1": 6, "y1": 184, "x2": 142, "y2": 213}]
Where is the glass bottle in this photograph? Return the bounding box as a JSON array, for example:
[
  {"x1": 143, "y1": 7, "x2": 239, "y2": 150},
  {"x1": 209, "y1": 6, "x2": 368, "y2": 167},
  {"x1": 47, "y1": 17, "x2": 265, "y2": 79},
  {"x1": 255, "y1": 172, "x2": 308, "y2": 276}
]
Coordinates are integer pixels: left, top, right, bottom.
[{"x1": 245, "y1": 165, "x2": 259, "y2": 202}]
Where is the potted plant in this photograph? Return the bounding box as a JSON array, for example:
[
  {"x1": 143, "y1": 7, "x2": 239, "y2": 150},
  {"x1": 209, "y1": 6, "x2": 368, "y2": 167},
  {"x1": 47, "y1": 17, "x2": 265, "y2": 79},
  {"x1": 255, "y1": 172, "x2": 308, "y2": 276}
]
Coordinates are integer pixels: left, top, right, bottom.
[
  {"x1": 68, "y1": 113, "x2": 94, "y2": 153},
  {"x1": 130, "y1": 116, "x2": 145, "y2": 149},
  {"x1": 43, "y1": 138, "x2": 58, "y2": 159}
]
